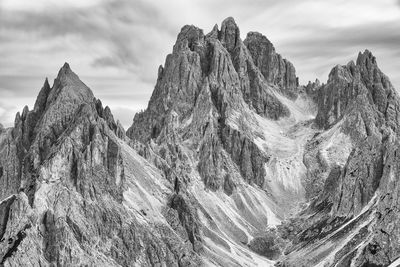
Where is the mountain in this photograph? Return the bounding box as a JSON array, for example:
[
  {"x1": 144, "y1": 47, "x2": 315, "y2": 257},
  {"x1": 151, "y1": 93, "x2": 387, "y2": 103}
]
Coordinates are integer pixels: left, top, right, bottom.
[{"x1": 1, "y1": 17, "x2": 400, "y2": 266}]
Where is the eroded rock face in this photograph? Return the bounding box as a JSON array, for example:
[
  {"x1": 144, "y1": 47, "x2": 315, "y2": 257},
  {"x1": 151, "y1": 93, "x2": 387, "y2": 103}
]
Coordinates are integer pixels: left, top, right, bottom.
[
  {"x1": 279, "y1": 51, "x2": 400, "y2": 267},
  {"x1": 244, "y1": 32, "x2": 298, "y2": 94},
  {"x1": 0, "y1": 64, "x2": 203, "y2": 266},
  {"x1": 127, "y1": 17, "x2": 291, "y2": 194},
  {"x1": 249, "y1": 228, "x2": 284, "y2": 260}
]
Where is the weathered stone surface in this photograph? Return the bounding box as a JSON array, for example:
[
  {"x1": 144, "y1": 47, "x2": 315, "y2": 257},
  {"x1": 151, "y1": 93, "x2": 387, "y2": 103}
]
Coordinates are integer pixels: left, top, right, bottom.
[
  {"x1": 0, "y1": 129, "x2": 20, "y2": 202},
  {"x1": 280, "y1": 50, "x2": 400, "y2": 266},
  {"x1": 3, "y1": 17, "x2": 400, "y2": 267},
  {"x1": 127, "y1": 17, "x2": 289, "y2": 194},
  {"x1": 219, "y1": 17, "x2": 240, "y2": 54},
  {"x1": 0, "y1": 63, "x2": 203, "y2": 266},
  {"x1": 244, "y1": 32, "x2": 298, "y2": 93}
]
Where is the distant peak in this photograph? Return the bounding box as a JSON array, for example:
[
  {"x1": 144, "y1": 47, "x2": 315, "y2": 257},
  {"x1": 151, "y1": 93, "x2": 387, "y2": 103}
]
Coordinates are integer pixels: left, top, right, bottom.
[
  {"x1": 207, "y1": 24, "x2": 219, "y2": 39},
  {"x1": 44, "y1": 77, "x2": 50, "y2": 88},
  {"x1": 212, "y1": 23, "x2": 219, "y2": 31},
  {"x1": 356, "y1": 49, "x2": 377, "y2": 66},
  {"x1": 174, "y1": 25, "x2": 204, "y2": 52},
  {"x1": 220, "y1": 16, "x2": 241, "y2": 53},
  {"x1": 63, "y1": 62, "x2": 70, "y2": 69},
  {"x1": 221, "y1": 17, "x2": 237, "y2": 27},
  {"x1": 55, "y1": 62, "x2": 83, "y2": 87},
  {"x1": 57, "y1": 62, "x2": 73, "y2": 77},
  {"x1": 34, "y1": 77, "x2": 52, "y2": 112},
  {"x1": 244, "y1": 31, "x2": 274, "y2": 49}
]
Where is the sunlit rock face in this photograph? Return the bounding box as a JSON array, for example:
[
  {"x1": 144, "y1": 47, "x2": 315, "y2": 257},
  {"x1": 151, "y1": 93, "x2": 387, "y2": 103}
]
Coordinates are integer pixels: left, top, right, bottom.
[{"x1": 1, "y1": 17, "x2": 400, "y2": 267}]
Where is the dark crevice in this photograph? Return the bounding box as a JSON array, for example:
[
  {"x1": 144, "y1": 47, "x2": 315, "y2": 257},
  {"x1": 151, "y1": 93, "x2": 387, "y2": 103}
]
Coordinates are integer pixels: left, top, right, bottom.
[
  {"x1": 71, "y1": 150, "x2": 79, "y2": 187},
  {"x1": 0, "y1": 195, "x2": 16, "y2": 241},
  {"x1": 0, "y1": 224, "x2": 31, "y2": 264}
]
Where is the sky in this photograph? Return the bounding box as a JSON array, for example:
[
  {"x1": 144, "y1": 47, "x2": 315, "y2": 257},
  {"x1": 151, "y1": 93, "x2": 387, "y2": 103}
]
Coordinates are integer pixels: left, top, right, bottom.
[{"x1": 0, "y1": 0, "x2": 399, "y2": 129}]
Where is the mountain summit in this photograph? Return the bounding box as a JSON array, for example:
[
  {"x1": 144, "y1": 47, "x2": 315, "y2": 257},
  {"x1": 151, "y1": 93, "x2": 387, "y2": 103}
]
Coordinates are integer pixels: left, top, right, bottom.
[{"x1": 1, "y1": 17, "x2": 400, "y2": 267}]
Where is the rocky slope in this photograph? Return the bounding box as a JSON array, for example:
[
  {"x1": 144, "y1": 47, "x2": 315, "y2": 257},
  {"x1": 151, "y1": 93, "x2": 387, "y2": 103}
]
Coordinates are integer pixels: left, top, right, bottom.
[
  {"x1": 1, "y1": 17, "x2": 400, "y2": 267},
  {"x1": 0, "y1": 64, "x2": 202, "y2": 266},
  {"x1": 278, "y1": 50, "x2": 400, "y2": 267}
]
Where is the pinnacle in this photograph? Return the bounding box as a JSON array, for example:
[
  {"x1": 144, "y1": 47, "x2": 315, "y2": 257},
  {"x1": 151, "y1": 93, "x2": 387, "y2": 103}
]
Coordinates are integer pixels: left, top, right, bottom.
[
  {"x1": 356, "y1": 49, "x2": 377, "y2": 66},
  {"x1": 63, "y1": 62, "x2": 70, "y2": 69},
  {"x1": 44, "y1": 77, "x2": 50, "y2": 88},
  {"x1": 57, "y1": 62, "x2": 73, "y2": 77},
  {"x1": 219, "y1": 16, "x2": 241, "y2": 53},
  {"x1": 221, "y1": 17, "x2": 237, "y2": 27}
]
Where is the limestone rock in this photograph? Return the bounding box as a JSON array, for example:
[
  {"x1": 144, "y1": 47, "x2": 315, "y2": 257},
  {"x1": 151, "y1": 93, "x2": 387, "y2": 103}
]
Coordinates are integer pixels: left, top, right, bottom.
[
  {"x1": 244, "y1": 32, "x2": 298, "y2": 93},
  {"x1": 127, "y1": 17, "x2": 290, "y2": 195},
  {"x1": 3, "y1": 17, "x2": 400, "y2": 267},
  {"x1": 0, "y1": 63, "x2": 203, "y2": 266},
  {"x1": 280, "y1": 50, "x2": 400, "y2": 266},
  {"x1": 219, "y1": 17, "x2": 240, "y2": 54}
]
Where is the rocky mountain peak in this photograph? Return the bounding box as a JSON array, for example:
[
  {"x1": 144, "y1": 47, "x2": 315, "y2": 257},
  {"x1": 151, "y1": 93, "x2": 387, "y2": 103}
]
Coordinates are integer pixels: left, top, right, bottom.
[
  {"x1": 356, "y1": 49, "x2": 392, "y2": 92},
  {"x1": 33, "y1": 78, "x2": 51, "y2": 113},
  {"x1": 317, "y1": 49, "x2": 398, "y2": 129},
  {"x1": 244, "y1": 30, "x2": 298, "y2": 91},
  {"x1": 47, "y1": 63, "x2": 94, "y2": 107},
  {"x1": 174, "y1": 25, "x2": 205, "y2": 53},
  {"x1": 50, "y1": 62, "x2": 91, "y2": 99},
  {"x1": 219, "y1": 16, "x2": 241, "y2": 53},
  {"x1": 327, "y1": 64, "x2": 354, "y2": 82},
  {"x1": 56, "y1": 62, "x2": 74, "y2": 80},
  {"x1": 245, "y1": 31, "x2": 274, "y2": 50},
  {"x1": 207, "y1": 23, "x2": 219, "y2": 39},
  {"x1": 128, "y1": 17, "x2": 294, "y2": 143},
  {"x1": 356, "y1": 49, "x2": 377, "y2": 67}
]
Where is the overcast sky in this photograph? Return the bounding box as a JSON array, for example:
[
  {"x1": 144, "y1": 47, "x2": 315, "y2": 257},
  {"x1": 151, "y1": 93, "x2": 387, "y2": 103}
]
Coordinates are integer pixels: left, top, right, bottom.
[{"x1": 1, "y1": 0, "x2": 399, "y2": 128}]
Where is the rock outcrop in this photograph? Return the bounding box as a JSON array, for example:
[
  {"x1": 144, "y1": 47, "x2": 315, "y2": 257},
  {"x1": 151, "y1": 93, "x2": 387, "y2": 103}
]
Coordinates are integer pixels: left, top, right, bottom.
[
  {"x1": 126, "y1": 17, "x2": 311, "y2": 266},
  {"x1": 0, "y1": 64, "x2": 202, "y2": 266},
  {"x1": 244, "y1": 32, "x2": 298, "y2": 94},
  {"x1": 127, "y1": 17, "x2": 293, "y2": 194},
  {"x1": 279, "y1": 50, "x2": 400, "y2": 267}
]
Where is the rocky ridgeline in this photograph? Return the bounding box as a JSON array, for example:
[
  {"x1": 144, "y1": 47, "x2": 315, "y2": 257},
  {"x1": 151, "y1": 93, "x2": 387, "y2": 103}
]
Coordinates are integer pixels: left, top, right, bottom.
[
  {"x1": 1, "y1": 17, "x2": 400, "y2": 267},
  {"x1": 127, "y1": 17, "x2": 298, "y2": 194},
  {"x1": 0, "y1": 64, "x2": 202, "y2": 266},
  {"x1": 279, "y1": 50, "x2": 400, "y2": 267},
  {"x1": 244, "y1": 32, "x2": 298, "y2": 94}
]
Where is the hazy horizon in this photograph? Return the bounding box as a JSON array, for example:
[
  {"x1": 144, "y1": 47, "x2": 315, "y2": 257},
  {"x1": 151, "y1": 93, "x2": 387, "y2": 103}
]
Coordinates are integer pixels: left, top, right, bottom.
[{"x1": 1, "y1": 0, "x2": 400, "y2": 129}]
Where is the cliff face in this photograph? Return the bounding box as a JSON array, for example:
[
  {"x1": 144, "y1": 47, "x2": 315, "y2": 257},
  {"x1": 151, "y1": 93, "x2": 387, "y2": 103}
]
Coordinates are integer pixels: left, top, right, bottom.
[
  {"x1": 244, "y1": 32, "x2": 298, "y2": 94},
  {"x1": 0, "y1": 64, "x2": 202, "y2": 266},
  {"x1": 125, "y1": 18, "x2": 310, "y2": 266},
  {"x1": 280, "y1": 51, "x2": 400, "y2": 267},
  {"x1": 1, "y1": 17, "x2": 400, "y2": 267},
  {"x1": 126, "y1": 17, "x2": 300, "y2": 193}
]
